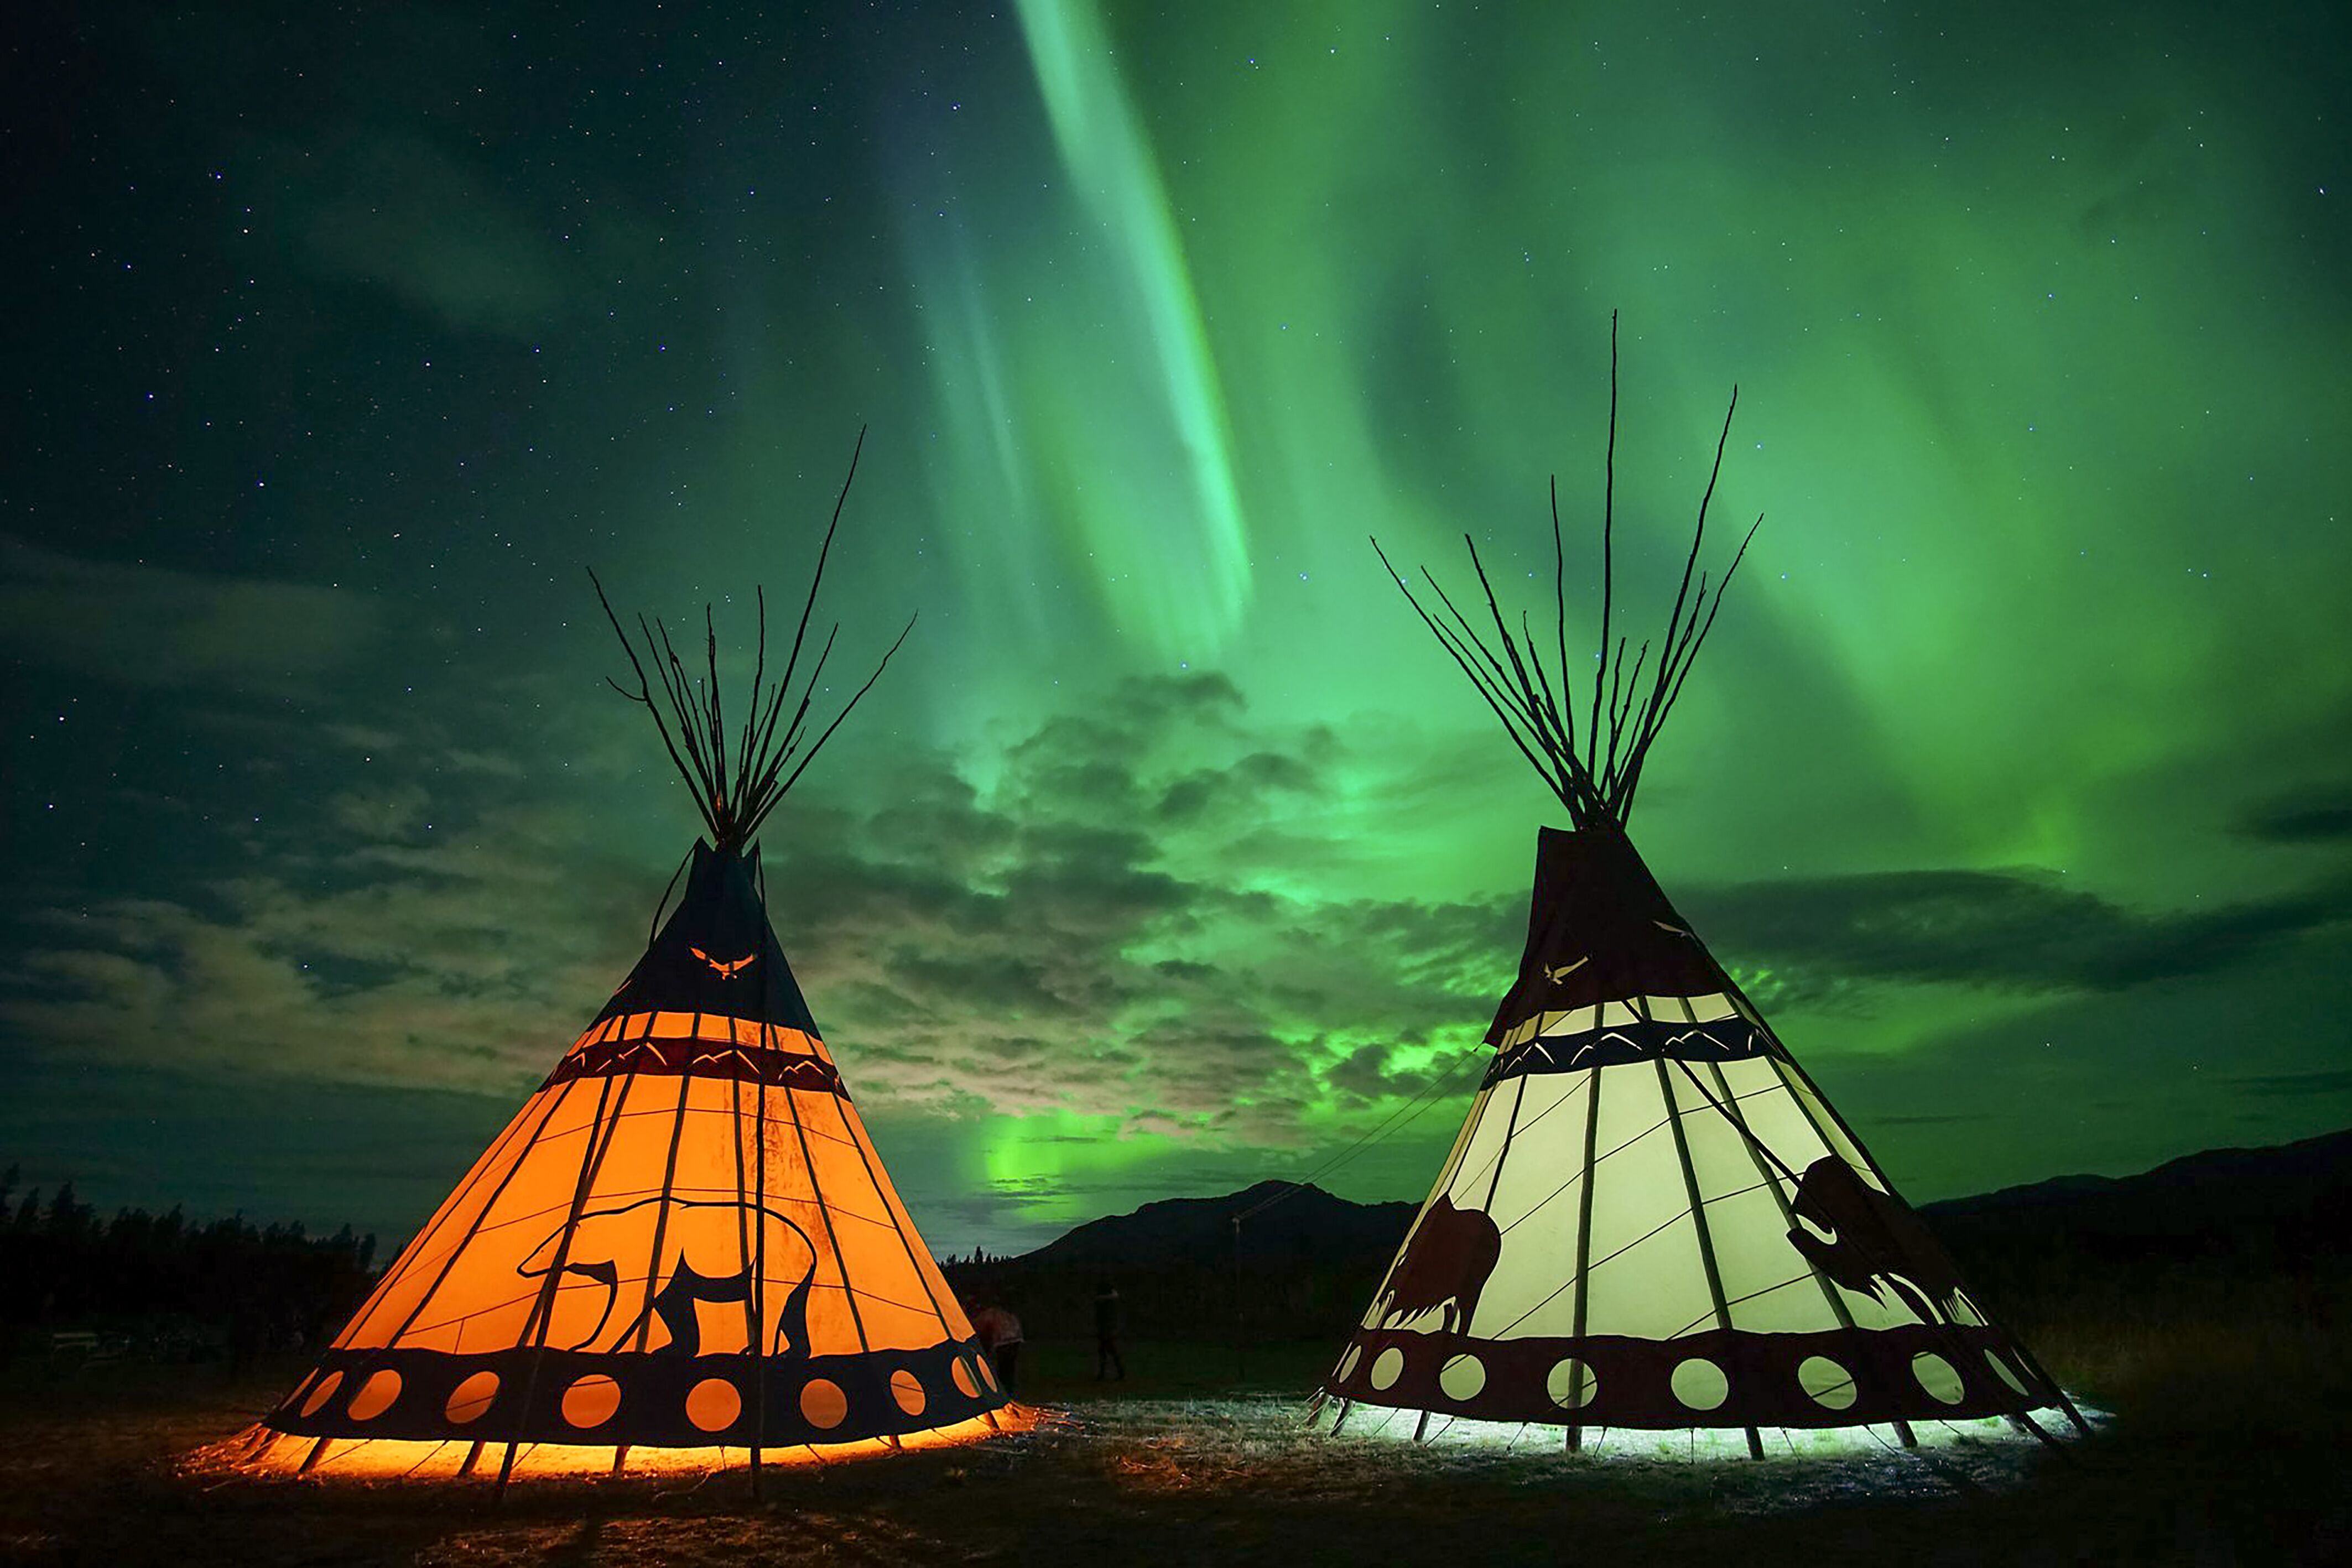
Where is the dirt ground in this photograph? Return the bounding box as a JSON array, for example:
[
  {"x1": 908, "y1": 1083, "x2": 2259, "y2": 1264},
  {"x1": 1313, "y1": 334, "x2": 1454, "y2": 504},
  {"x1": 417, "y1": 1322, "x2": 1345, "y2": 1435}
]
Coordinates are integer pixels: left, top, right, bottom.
[{"x1": 2, "y1": 1338, "x2": 2346, "y2": 1567}]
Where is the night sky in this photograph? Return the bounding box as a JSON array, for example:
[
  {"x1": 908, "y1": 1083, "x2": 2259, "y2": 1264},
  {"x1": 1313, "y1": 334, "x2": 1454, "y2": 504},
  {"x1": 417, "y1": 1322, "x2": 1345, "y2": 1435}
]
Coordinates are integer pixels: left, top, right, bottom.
[{"x1": 4, "y1": 2, "x2": 2348, "y2": 1258}]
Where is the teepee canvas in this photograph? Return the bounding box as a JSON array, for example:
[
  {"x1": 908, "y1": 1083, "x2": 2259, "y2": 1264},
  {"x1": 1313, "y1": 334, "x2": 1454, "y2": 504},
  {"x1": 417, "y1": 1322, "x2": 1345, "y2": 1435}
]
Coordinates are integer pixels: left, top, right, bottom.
[
  {"x1": 1319, "y1": 325, "x2": 2082, "y2": 1455},
  {"x1": 246, "y1": 439, "x2": 1013, "y2": 1480}
]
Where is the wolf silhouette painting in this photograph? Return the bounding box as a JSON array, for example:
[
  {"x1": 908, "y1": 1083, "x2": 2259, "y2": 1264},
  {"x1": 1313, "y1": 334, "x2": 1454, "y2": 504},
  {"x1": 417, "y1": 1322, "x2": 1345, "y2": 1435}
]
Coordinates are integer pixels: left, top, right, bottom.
[{"x1": 517, "y1": 1197, "x2": 819, "y2": 1357}]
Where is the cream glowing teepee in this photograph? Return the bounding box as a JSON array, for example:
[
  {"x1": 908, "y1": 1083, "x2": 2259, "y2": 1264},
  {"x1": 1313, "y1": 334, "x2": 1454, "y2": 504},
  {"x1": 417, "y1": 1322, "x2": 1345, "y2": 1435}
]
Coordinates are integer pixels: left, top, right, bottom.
[
  {"x1": 244, "y1": 436, "x2": 1015, "y2": 1482},
  {"x1": 1318, "y1": 322, "x2": 2085, "y2": 1456}
]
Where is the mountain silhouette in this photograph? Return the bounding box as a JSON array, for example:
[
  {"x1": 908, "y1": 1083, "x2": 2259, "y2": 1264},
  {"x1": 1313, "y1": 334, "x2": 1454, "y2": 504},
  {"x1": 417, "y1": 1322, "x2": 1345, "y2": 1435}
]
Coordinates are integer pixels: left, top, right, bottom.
[
  {"x1": 1922, "y1": 1126, "x2": 2352, "y2": 1259},
  {"x1": 1018, "y1": 1180, "x2": 1418, "y2": 1271},
  {"x1": 1002, "y1": 1127, "x2": 2352, "y2": 1272}
]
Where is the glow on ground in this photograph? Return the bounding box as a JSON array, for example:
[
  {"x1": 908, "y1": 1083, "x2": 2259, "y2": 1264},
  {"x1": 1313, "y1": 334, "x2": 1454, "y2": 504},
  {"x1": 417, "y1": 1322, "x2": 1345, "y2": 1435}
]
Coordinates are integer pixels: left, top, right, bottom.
[
  {"x1": 197, "y1": 1407, "x2": 1036, "y2": 1481},
  {"x1": 1309, "y1": 1397, "x2": 2095, "y2": 1462}
]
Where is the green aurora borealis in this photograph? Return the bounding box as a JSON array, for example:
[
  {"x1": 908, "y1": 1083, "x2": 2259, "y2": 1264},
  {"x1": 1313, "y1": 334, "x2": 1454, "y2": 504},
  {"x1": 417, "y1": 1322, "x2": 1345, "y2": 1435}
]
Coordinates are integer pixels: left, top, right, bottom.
[{"x1": 3, "y1": 2, "x2": 2348, "y2": 1254}]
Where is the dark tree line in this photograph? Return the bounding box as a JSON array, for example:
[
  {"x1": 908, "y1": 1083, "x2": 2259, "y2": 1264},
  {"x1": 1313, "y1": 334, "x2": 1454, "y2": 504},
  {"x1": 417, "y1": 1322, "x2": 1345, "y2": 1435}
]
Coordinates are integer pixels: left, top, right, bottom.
[{"x1": 0, "y1": 1167, "x2": 380, "y2": 1366}]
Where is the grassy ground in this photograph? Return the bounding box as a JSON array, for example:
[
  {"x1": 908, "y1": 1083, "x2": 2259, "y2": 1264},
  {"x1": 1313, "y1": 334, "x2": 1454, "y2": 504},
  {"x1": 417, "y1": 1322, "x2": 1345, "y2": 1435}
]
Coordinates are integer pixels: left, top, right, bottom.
[{"x1": 2, "y1": 1320, "x2": 2347, "y2": 1567}]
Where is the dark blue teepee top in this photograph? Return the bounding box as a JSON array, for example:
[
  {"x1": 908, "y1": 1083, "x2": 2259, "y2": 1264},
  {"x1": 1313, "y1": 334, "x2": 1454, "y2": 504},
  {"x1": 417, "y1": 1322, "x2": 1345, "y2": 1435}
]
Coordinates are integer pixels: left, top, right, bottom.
[{"x1": 592, "y1": 840, "x2": 820, "y2": 1036}]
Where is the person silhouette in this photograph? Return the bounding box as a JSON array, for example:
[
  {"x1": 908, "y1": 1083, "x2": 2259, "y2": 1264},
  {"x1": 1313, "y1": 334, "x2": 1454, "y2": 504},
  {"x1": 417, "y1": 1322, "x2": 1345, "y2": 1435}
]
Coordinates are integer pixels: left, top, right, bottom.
[
  {"x1": 967, "y1": 1299, "x2": 1023, "y2": 1393},
  {"x1": 1093, "y1": 1280, "x2": 1125, "y2": 1381}
]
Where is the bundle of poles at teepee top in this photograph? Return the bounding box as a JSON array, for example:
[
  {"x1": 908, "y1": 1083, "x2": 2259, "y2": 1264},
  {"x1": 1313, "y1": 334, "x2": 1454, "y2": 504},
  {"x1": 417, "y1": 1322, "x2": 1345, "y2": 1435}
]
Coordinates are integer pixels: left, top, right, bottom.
[
  {"x1": 1369, "y1": 315, "x2": 1755, "y2": 834},
  {"x1": 1324, "y1": 315, "x2": 2084, "y2": 1455},
  {"x1": 589, "y1": 427, "x2": 914, "y2": 858}
]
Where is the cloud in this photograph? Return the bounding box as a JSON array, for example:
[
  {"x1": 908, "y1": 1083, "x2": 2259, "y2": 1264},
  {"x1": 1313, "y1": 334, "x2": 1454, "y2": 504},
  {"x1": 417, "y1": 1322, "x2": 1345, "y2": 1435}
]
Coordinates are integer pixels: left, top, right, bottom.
[
  {"x1": 2239, "y1": 784, "x2": 2352, "y2": 845},
  {"x1": 0, "y1": 674, "x2": 1515, "y2": 1161},
  {"x1": 287, "y1": 134, "x2": 576, "y2": 335},
  {"x1": 1, "y1": 812, "x2": 638, "y2": 1101},
  {"x1": 739, "y1": 678, "x2": 1521, "y2": 1138},
  {"x1": 25, "y1": 657, "x2": 2332, "y2": 1221},
  {"x1": 0, "y1": 535, "x2": 380, "y2": 697},
  {"x1": 1689, "y1": 864, "x2": 2352, "y2": 1004},
  {"x1": 0, "y1": 680, "x2": 657, "y2": 1101},
  {"x1": 2224, "y1": 1069, "x2": 2352, "y2": 1099},
  {"x1": 1782, "y1": 926, "x2": 2352, "y2": 1205},
  {"x1": 1868, "y1": 1113, "x2": 1992, "y2": 1127}
]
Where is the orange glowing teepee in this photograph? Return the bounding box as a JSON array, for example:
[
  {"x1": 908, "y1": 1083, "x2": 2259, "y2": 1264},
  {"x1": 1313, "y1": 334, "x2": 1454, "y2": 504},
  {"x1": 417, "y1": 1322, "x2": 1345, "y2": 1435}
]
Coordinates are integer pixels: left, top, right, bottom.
[{"x1": 244, "y1": 434, "x2": 1014, "y2": 1482}]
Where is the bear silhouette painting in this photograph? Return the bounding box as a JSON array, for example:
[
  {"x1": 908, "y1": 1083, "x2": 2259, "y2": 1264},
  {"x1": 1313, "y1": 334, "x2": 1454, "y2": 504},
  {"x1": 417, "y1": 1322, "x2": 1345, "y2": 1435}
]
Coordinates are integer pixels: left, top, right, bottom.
[
  {"x1": 517, "y1": 1197, "x2": 819, "y2": 1358},
  {"x1": 1371, "y1": 1195, "x2": 1503, "y2": 1335},
  {"x1": 1785, "y1": 1155, "x2": 1970, "y2": 1327}
]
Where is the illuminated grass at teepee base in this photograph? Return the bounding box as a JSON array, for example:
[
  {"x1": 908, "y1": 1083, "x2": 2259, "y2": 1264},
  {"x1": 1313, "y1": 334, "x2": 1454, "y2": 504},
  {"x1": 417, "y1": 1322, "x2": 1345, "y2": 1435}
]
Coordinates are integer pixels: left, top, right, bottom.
[{"x1": 1308, "y1": 1395, "x2": 2097, "y2": 1465}]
